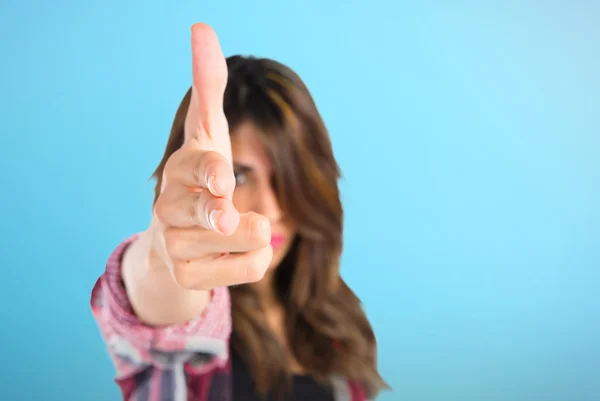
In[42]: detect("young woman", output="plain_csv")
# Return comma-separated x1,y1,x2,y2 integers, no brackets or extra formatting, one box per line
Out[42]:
91,23,387,401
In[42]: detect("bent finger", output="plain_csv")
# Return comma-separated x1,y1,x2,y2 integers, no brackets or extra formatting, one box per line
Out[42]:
154,183,239,234
163,212,271,260
166,148,235,199
171,245,273,290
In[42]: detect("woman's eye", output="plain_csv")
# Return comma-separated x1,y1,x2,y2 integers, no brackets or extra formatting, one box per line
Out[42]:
234,171,248,185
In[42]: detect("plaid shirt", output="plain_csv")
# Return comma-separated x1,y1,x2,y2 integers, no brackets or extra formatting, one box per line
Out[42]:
91,236,369,401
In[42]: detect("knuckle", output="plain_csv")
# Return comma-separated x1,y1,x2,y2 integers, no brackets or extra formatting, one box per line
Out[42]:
244,252,270,283
244,264,264,283
163,149,186,180
247,214,270,247
153,198,169,225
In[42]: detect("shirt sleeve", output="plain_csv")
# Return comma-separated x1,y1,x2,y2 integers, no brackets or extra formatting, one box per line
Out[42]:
90,235,232,381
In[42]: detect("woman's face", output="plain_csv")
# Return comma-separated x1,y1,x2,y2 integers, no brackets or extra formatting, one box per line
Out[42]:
231,121,296,269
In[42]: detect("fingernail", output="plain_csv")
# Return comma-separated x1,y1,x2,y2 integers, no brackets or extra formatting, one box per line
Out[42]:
208,209,223,232
206,174,221,196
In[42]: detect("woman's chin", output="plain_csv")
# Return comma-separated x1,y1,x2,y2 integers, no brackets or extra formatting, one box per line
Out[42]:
268,250,285,270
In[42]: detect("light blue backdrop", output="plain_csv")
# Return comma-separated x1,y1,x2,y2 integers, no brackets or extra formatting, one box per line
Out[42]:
1,1,598,400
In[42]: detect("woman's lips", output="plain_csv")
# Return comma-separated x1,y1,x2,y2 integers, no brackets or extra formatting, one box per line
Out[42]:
270,234,286,248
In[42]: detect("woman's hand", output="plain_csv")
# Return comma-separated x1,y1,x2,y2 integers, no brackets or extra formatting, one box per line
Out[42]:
122,24,272,327
148,23,273,291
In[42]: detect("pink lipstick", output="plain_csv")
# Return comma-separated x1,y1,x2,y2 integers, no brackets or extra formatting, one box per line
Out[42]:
270,234,286,248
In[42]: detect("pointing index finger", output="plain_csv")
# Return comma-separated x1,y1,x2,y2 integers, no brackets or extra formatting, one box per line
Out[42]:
185,23,228,143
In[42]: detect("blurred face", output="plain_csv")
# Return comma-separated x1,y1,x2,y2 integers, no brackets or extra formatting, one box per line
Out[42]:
231,121,297,269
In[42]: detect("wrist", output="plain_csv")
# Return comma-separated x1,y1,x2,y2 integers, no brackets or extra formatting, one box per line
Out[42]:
122,230,211,326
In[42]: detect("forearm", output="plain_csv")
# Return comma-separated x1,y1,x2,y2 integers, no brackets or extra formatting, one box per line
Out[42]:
121,230,211,326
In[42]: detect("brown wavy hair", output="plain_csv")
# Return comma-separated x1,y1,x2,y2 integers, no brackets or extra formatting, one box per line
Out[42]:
152,55,387,399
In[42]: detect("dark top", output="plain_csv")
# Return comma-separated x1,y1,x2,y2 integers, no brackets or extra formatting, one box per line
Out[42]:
231,350,335,401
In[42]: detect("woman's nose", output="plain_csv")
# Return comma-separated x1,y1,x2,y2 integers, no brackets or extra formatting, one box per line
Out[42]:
254,186,282,223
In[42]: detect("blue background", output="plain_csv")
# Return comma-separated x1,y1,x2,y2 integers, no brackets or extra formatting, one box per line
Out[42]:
1,1,598,400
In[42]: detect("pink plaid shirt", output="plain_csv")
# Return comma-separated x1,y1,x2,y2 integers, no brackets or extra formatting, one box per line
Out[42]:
91,236,369,401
